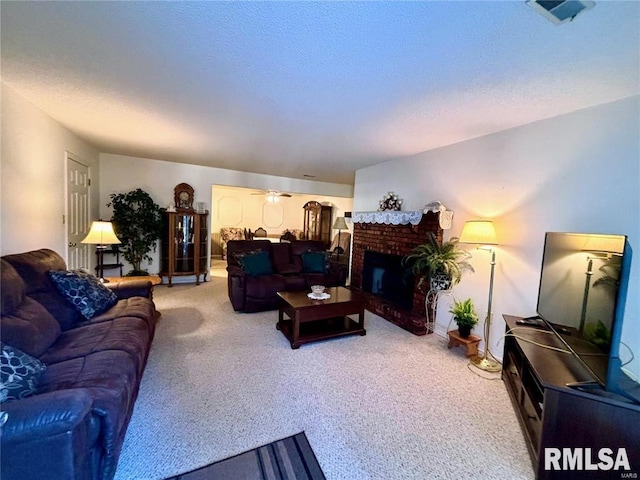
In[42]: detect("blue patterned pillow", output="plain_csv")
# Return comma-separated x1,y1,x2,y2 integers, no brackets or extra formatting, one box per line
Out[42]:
49,269,118,319
0,343,47,403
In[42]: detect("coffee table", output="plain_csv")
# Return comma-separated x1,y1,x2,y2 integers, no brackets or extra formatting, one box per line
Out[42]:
277,286,366,349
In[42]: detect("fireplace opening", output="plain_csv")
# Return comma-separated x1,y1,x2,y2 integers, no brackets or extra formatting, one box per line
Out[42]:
362,250,415,310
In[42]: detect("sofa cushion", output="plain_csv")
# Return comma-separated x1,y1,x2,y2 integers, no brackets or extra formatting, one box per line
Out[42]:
301,251,328,273
90,297,156,333
0,260,26,316
283,275,306,291
245,275,287,298
3,249,84,330
49,270,118,320
0,343,47,402
1,296,62,358
40,317,151,375
271,243,301,275
1,259,62,357
237,251,273,276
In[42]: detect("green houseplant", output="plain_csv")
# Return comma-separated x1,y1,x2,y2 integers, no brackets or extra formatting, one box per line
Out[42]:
108,188,162,276
402,232,474,291
449,298,478,337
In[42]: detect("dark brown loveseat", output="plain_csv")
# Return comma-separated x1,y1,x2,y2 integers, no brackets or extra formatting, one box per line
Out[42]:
0,249,157,480
226,240,348,313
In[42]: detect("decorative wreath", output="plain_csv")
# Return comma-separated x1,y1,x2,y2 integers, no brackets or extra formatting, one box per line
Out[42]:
378,192,403,211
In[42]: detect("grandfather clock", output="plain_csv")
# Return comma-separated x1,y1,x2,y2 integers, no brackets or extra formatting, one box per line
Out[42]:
302,201,332,248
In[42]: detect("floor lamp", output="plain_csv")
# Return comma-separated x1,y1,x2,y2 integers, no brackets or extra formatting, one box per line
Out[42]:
331,217,348,262
82,221,121,282
459,220,501,373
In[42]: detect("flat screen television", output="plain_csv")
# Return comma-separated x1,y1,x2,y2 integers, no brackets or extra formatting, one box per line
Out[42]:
536,232,638,403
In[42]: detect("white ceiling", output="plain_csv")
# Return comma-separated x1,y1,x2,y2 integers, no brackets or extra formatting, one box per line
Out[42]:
2,1,638,185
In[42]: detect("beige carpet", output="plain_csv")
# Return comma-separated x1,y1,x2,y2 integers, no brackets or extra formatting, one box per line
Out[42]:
114,262,533,479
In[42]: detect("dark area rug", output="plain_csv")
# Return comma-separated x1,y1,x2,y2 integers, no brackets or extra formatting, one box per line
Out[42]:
165,432,326,480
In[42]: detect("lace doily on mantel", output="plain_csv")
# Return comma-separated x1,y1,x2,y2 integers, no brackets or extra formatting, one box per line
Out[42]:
352,201,453,229
351,211,423,226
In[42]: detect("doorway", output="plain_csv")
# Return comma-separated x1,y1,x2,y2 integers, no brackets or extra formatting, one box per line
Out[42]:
66,153,90,269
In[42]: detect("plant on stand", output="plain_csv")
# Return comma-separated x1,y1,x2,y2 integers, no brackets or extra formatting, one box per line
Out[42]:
449,298,478,337
402,232,474,292
108,188,162,276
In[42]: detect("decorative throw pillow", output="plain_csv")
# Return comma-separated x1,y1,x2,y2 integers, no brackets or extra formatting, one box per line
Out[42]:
48,269,118,320
232,249,263,267
0,343,47,403
238,251,273,277
301,251,328,273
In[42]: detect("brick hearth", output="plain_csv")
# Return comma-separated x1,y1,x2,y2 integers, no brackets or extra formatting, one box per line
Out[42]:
351,211,443,335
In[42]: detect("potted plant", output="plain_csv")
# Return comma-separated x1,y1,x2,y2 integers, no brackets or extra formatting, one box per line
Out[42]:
449,298,478,337
108,188,162,276
402,232,474,291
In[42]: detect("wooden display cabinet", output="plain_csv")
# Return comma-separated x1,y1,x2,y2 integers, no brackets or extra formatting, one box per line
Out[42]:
303,201,332,248
160,210,208,286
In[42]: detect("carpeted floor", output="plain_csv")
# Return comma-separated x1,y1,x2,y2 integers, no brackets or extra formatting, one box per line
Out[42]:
165,432,325,480
114,261,533,480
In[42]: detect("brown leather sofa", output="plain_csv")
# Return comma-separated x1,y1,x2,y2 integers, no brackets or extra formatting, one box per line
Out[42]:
226,239,348,313
0,249,157,480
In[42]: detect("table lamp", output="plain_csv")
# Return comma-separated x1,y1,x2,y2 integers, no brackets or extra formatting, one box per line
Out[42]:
82,221,121,282
459,220,501,372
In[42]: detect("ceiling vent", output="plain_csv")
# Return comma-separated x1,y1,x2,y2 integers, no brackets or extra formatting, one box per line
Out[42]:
526,0,595,25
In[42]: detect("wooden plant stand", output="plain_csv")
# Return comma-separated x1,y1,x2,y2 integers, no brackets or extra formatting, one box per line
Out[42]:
447,330,481,358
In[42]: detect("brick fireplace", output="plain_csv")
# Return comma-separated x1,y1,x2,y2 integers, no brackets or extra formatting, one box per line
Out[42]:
350,211,443,335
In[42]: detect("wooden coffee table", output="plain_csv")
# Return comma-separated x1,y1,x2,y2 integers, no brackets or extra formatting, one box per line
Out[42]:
277,287,366,349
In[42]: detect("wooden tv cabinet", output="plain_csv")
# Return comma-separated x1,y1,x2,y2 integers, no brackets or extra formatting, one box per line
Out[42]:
502,315,640,479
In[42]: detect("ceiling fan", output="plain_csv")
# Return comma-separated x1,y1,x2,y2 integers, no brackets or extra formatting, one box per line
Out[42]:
251,190,292,199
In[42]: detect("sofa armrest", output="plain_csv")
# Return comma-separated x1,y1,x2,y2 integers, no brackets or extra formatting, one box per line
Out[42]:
1,389,97,480
226,266,246,311
328,261,348,286
1,389,93,442
106,279,153,300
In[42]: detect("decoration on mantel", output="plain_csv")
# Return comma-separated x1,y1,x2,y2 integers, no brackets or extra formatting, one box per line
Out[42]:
424,201,454,230
352,210,423,225
378,192,403,211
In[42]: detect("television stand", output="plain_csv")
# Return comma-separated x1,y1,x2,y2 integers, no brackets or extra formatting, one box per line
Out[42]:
502,315,640,478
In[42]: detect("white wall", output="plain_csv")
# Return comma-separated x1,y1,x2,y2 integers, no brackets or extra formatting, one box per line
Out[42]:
354,96,640,380
1,84,100,258
99,154,354,273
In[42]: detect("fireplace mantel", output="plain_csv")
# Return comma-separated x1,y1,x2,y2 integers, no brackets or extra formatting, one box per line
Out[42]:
352,211,423,225
352,202,453,229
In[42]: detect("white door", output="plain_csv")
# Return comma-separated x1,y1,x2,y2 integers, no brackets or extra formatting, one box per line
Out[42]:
66,154,90,269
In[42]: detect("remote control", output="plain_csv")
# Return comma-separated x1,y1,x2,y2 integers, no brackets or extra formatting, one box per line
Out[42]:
516,318,543,327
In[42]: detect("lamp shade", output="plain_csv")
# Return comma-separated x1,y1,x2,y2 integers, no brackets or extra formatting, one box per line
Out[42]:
459,220,498,246
81,221,121,245
332,217,348,230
